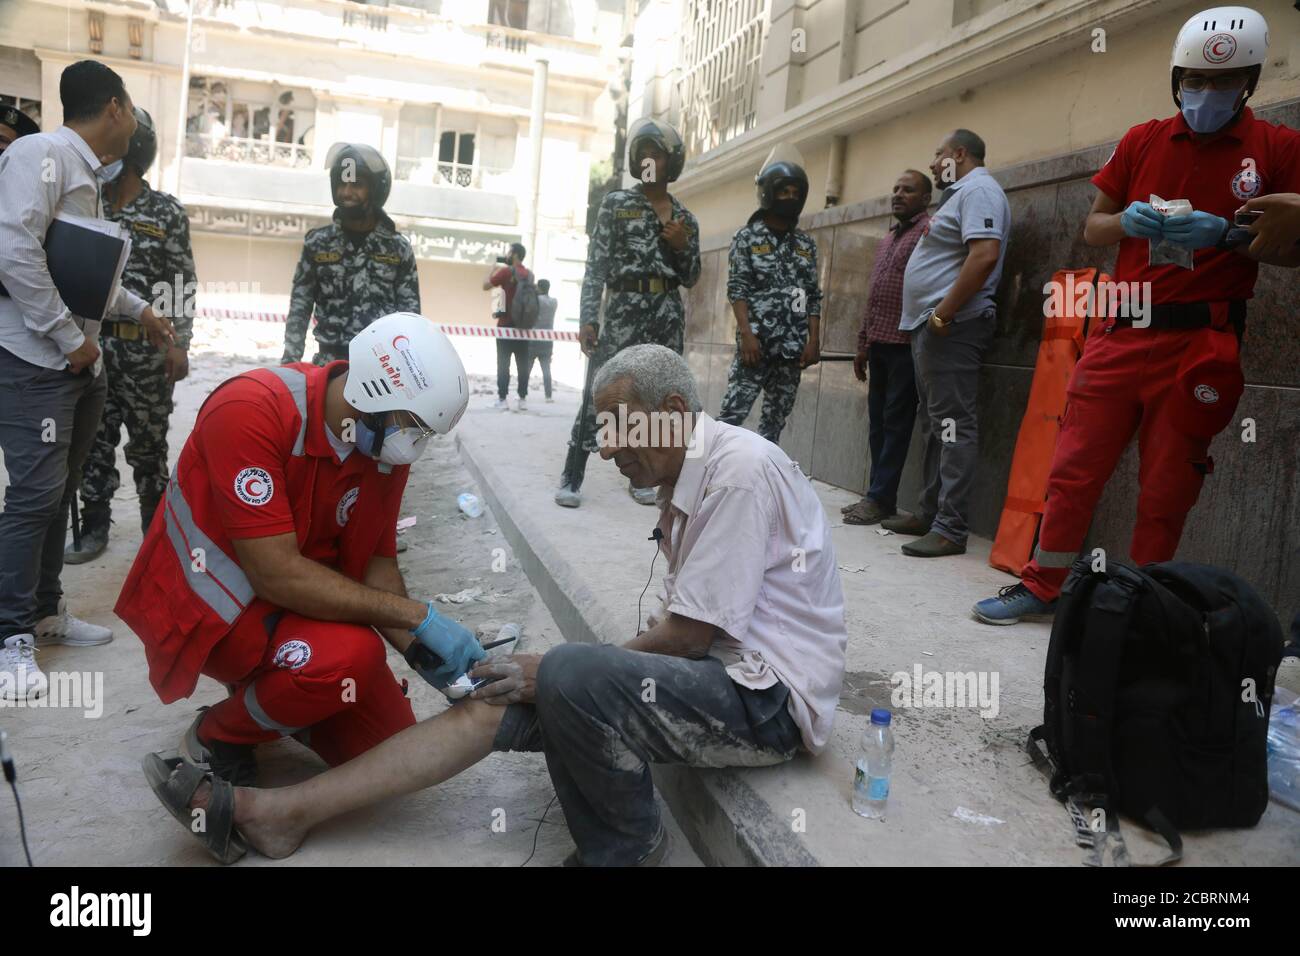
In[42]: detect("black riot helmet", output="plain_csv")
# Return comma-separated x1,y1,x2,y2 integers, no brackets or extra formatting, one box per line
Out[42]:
627,117,685,184
326,142,392,217
0,104,39,144
124,106,157,176
755,160,809,222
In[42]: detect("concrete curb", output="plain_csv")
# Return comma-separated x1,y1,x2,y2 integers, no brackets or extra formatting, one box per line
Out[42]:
456,431,820,867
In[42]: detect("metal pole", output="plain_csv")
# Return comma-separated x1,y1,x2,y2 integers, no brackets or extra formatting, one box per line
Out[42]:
525,57,548,257
173,0,197,196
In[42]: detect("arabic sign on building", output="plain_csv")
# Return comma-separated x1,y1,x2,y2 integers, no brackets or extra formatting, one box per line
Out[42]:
187,205,517,265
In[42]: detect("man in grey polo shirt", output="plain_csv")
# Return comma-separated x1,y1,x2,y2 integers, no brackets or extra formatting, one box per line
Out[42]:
881,129,1010,557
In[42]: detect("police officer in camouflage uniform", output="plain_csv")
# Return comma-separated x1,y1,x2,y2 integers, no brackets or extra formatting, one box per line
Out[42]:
281,143,420,365
554,118,700,509
0,103,40,155
67,107,196,564
717,159,821,444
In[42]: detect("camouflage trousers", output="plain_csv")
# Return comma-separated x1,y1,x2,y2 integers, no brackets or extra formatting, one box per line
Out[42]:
567,292,685,455
313,340,350,366
80,335,175,514
718,352,803,444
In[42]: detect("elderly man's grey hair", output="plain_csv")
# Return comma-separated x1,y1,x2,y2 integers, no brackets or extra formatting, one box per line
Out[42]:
593,343,703,413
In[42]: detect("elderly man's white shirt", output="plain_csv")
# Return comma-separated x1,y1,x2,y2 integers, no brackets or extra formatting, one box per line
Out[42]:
652,413,847,753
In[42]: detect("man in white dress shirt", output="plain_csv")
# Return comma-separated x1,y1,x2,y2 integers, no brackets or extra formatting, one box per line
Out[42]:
0,60,173,701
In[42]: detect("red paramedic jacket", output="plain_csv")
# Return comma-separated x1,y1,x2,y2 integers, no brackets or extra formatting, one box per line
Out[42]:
115,362,407,704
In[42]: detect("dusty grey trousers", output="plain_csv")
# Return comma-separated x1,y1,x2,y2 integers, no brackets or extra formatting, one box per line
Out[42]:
0,347,107,637
494,643,802,866
910,315,995,546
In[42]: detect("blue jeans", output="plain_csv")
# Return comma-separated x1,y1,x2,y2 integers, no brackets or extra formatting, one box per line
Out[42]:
865,342,918,513
493,644,802,866
496,339,529,400
522,342,552,399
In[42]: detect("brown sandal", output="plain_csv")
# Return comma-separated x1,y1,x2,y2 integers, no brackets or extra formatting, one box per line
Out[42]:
142,752,248,864
843,500,892,525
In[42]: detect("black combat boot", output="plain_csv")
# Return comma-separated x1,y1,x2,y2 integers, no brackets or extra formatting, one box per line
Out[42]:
64,499,112,565
555,444,588,508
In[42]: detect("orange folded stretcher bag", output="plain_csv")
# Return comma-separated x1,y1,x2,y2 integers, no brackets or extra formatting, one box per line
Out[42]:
989,268,1107,575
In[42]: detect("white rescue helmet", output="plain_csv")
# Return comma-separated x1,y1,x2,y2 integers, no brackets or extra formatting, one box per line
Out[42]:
1170,6,1269,105
344,312,469,435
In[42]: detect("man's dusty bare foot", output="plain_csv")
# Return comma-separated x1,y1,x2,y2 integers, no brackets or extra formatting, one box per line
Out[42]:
231,786,311,860
187,778,309,860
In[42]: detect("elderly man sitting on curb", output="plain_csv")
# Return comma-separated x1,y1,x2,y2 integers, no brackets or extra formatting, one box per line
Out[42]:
153,343,848,867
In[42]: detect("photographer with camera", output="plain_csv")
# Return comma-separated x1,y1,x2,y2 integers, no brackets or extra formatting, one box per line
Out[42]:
482,242,535,411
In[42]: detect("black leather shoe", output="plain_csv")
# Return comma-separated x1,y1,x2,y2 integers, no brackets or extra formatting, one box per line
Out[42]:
880,513,931,536
901,530,967,557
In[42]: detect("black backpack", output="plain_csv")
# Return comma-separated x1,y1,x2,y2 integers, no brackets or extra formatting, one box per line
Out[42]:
1030,558,1282,862
508,268,540,329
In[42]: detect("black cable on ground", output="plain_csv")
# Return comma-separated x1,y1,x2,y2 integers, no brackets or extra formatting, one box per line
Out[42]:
2,734,33,866
520,793,559,867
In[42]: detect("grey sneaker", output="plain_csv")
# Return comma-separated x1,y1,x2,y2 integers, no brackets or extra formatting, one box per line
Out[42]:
554,485,581,508
35,599,113,647
1,635,46,702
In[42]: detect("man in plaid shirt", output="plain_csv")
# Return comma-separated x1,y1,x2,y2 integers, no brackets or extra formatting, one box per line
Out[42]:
842,170,932,526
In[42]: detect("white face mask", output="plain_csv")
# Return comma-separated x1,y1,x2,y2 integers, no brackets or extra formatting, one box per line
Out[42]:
377,427,430,466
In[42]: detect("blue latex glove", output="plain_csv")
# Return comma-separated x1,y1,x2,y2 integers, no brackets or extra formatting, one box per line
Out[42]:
1162,211,1229,250
1120,201,1165,240
405,602,486,688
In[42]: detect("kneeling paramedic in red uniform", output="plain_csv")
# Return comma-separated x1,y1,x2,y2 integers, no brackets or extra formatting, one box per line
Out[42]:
118,312,483,806
974,5,1300,625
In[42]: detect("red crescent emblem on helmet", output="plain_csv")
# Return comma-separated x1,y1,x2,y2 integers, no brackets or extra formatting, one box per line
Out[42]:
393,335,411,350
1203,33,1237,64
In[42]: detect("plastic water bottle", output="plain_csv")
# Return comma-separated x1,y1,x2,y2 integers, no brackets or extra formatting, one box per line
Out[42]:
852,708,894,820
457,493,483,518
1267,691,1300,812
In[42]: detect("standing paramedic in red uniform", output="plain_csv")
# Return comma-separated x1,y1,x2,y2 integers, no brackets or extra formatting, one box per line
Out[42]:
116,313,483,858
974,5,1300,625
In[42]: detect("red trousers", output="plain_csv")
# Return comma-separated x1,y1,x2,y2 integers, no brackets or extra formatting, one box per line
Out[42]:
1021,326,1217,603
198,610,416,767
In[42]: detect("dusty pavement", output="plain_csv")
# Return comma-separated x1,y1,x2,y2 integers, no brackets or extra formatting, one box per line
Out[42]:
0,321,699,867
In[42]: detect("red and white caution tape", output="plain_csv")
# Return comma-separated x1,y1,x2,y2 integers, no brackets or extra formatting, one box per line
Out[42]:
197,308,289,323
434,324,578,342
195,308,579,341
